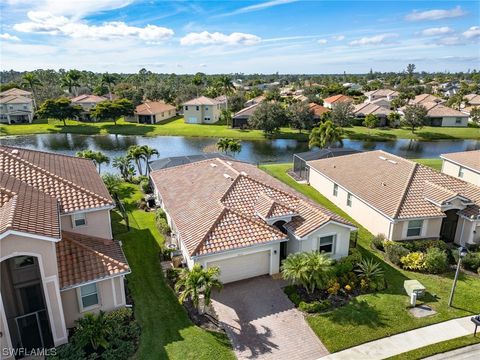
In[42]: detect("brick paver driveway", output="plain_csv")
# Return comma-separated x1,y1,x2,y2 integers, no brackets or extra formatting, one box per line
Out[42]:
212,276,329,360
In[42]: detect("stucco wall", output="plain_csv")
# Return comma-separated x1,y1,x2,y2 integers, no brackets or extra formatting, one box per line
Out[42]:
184,104,221,124
442,160,480,186
308,167,394,238
455,218,480,245
391,217,443,241
60,209,112,239
153,109,176,123
441,116,469,127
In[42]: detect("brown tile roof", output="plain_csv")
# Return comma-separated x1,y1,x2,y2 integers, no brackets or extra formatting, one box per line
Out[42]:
0,88,32,97
425,103,468,117
183,96,219,106
323,94,352,104
411,94,444,105
308,150,480,220
465,94,480,105
56,231,130,289
0,146,113,213
440,150,480,173
151,158,354,256
365,89,398,98
234,103,260,118
354,103,392,117
308,103,330,117
0,95,33,104
71,94,108,103
135,101,176,115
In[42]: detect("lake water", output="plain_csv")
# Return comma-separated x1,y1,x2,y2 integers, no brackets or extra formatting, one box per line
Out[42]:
1,134,479,173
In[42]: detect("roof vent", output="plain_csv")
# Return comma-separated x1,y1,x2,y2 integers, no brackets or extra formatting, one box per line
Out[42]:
226,161,233,165
11,149,19,154
240,171,247,176
210,163,217,168
379,156,387,160
223,173,232,180
382,182,387,186
387,160,397,164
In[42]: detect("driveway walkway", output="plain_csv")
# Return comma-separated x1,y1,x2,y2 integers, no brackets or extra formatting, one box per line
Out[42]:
212,276,328,360
319,316,476,360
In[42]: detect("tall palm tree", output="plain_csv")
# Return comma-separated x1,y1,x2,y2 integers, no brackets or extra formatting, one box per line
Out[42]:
21,72,42,109
217,75,234,111
216,138,231,154
139,145,159,175
127,145,145,176
309,120,343,149
61,70,82,96
101,73,117,100
113,155,135,181
192,73,204,97
202,266,223,307
76,150,110,174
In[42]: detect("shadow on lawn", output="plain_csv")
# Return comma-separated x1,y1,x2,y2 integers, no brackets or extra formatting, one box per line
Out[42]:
343,129,397,141
416,131,457,140
323,298,387,328
102,123,155,135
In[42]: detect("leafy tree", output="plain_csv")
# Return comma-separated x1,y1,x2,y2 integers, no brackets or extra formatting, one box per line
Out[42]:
76,150,110,173
113,156,135,182
406,63,416,78
287,101,315,132
248,102,287,136
309,120,343,149
22,72,42,109
446,93,466,110
402,104,428,133
330,101,354,127
220,109,233,126
387,112,401,127
363,114,378,128
102,173,123,195
470,107,480,126
90,98,134,124
61,70,82,96
36,97,82,126
227,92,246,113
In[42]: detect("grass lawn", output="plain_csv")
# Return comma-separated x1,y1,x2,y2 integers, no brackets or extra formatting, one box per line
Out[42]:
111,184,234,360
413,158,443,170
386,335,480,360
260,163,480,353
1,118,479,141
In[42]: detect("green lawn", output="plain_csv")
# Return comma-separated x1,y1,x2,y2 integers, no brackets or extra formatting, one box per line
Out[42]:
112,184,234,360
260,163,480,353
1,117,479,141
413,158,443,170
386,335,480,360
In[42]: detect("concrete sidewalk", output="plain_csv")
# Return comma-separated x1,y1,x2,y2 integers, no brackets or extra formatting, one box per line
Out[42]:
320,316,476,360
425,343,480,359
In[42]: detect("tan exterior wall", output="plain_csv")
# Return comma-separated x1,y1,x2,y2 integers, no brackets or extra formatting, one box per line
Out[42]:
183,104,221,124
391,218,443,241
308,167,394,238
441,160,480,186
60,276,126,328
441,116,469,127
60,209,112,239
153,109,176,123
454,218,480,245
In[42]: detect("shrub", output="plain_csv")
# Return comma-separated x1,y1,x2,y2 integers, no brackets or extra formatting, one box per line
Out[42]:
327,281,341,296
385,244,410,266
371,234,386,251
401,252,426,271
284,285,301,305
338,248,362,266
355,258,385,291
137,199,148,210
156,217,171,236
155,208,167,222
140,179,151,194
423,247,448,274
462,252,480,272
299,300,331,313
333,261,353,277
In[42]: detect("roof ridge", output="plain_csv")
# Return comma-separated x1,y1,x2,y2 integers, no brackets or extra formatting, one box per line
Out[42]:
215,158,240,175
191,207,229,256
393,162,419,218
0,145,93,163
0,149,113,207
152,157,226,174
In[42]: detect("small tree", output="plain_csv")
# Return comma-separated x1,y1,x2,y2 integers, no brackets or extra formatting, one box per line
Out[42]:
102,173,122,195
248,102,287,136
90,98,134,124
363,114,378,128
287,101,315,132
309,120,343,149
36,97,82,126
402,104,428,133
76,150,110,173
113,156,135,182
470,107,480,126
387,112,401,127
127,145,145,176
330,101,354,127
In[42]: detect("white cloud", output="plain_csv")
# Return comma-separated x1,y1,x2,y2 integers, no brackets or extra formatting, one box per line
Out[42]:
406,6,466,21
436,36,465,46
462,26,480,39
180,31,261,46
13,11,174,41
317,39,328,44
0,33,20,41
332,35,345,41
218,0,297,17
199,63,207,68
419,27,453,36
349,33,398,46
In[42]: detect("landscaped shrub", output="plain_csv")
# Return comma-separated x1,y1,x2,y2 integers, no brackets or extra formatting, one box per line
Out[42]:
155,208,167,222
371,234,386,251
140,178,151,194
337,248,362,266
385,244,410,266
462,252,480,272
400,252,426,271
355,258,385,291
299,300,331,313
334,261,354,277
156,217,171,236
423,247,448,274
284,285,301,306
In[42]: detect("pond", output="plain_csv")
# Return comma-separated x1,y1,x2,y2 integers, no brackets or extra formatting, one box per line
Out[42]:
1,134,479,173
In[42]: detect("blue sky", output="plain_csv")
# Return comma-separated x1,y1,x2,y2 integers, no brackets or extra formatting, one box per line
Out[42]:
0,0,479,73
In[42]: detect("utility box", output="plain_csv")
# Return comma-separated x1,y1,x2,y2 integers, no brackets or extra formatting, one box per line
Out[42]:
404,280,426,298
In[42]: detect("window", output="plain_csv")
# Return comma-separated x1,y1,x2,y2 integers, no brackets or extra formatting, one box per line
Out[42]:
333,184,338,197
347,193,352,207
407,220,423,237
161,112,164,117
13,256,35,269
205,107,208,111
204,117,210,121
455,117,462,124
185,106,188,111
72,212,87,227
319,235,335,255
79,283,99,310
458,166,465,178
196,106,199,111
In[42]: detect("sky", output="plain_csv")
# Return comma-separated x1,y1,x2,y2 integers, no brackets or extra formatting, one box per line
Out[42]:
0,0,479,74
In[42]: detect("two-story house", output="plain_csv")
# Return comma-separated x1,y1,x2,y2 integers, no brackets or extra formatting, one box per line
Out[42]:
182,96,225,124
71,94,108,121
0,88,34,124
364,89,399,107
0,146,130,358
441,150,480,186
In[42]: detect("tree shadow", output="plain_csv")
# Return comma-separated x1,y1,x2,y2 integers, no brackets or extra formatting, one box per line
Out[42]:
48,124,102,135
343,129,397,141
416,131,457,140
102,123,155,135
322,298,387,328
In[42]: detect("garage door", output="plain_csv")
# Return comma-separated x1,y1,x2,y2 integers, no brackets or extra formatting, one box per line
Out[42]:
187,116,197,123
207,251,270,284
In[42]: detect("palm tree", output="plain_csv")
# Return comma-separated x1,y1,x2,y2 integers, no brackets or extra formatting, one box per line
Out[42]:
228,139,242,158
101,173,122,195
75,312,110,351
21,72,42,109
139,145,159,175
101,73,117,100
217,75,234,111
127,145,145,176
216,138,231,154
113,155,135,181
201,266,223,307
76,150,110,174
309,120,343,149
61,70,82,96
192,73,204,97
282,252,332,294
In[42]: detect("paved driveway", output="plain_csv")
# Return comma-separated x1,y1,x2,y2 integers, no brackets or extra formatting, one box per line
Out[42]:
211,276,329,360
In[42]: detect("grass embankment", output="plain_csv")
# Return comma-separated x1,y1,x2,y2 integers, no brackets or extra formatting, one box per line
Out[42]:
260,163,480,353
1,117,479,141
112,184,234,360
386,335,480,360
413,158,443,170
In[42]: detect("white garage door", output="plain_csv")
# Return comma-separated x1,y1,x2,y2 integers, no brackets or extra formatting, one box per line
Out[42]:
187,116,198,123
207,251,270,284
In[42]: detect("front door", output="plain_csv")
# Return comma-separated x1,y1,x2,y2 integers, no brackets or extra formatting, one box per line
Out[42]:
440,209,459,242
280,242,288,263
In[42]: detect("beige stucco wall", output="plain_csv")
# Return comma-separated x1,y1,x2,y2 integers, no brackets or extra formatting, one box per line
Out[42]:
0,234,68,352
441,116,469,127
183,104,221,124
454,218,480,245
153,109,176,122
442,160,480,186
391,217,443,241
60,209,112,239
60,276,126,328
308,167,394,238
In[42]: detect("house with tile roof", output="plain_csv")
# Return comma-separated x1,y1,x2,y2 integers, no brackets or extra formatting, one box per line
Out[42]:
441,150,480,186
232,102,260,128
0,88,34,124
462,93,480,116
71,94,108,121
307,150,480,246
323,94,353,109
364,89,399,105
182,96,226,124
308,102,330,119
0,146,130,356
150,157,356,284
130,101,176,124
353,103,396,127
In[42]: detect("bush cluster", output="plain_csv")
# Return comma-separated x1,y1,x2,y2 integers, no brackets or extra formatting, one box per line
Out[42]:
371,234,386,251
423,247,449,274
299,300,331,313
400,252,426,271
385,243,409,266
462,252,480,273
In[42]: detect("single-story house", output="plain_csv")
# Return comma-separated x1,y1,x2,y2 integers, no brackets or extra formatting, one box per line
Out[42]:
307,150,480,245
245,95,265,107
71,94,108,121
232,103,260,128
150,157,356,284
130,101,176,124
0,146,130,358
441,150,480,186
323,95,353,109
364,89,398,103
410,94,445,105
293,148,361,181
462,94,480,116
353,103,395,126
401,99,469,127
183,96,224,124
149,153,233,172
308,102,330,119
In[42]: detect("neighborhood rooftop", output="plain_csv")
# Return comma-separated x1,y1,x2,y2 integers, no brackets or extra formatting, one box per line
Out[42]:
135,101,176,115
441,150,480,173
183,96,221,106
